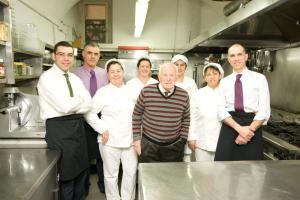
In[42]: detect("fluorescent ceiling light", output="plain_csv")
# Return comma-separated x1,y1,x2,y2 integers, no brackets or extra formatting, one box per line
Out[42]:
134,0,150,38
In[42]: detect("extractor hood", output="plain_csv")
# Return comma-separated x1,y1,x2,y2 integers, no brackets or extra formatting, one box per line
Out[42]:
185,0,300,53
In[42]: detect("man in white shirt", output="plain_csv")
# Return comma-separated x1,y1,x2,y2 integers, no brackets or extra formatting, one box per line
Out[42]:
38,41,92,200
215,43,270,161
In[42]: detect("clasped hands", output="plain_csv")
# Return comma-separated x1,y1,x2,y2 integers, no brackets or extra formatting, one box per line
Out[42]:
235,126,255,145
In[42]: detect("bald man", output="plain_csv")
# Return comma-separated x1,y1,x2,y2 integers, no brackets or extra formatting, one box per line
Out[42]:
215,44,270,161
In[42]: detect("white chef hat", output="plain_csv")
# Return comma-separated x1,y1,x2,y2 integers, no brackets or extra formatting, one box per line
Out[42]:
202,62,224,78
171,54,188,66
104,58,125,71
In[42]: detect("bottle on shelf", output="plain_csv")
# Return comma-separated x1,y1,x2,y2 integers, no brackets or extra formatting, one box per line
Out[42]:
0,58,5,79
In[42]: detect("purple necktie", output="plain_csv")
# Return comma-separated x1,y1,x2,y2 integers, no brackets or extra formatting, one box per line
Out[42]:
234,74,244,112
90,70,97,97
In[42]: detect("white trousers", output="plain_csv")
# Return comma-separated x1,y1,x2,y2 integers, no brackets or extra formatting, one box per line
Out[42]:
99,144,137,200
195,148,215,161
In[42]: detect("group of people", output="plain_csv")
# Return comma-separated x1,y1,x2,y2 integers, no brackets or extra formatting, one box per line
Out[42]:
37,41,270,200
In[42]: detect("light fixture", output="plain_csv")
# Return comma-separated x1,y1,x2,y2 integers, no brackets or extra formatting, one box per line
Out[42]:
134,0,150,38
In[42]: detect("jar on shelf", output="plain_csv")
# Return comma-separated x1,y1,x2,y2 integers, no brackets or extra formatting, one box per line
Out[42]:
0,58,5,79
0,22,8,41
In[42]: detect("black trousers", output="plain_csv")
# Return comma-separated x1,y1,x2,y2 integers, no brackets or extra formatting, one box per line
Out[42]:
60,169,88,200
214,112,263,161
84,122,104,191
139,135,186,163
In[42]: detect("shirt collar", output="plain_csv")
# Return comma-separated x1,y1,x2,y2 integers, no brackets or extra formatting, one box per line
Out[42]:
232,67,249,77
83,65,97,73
53,64,69,75
158,83,175,94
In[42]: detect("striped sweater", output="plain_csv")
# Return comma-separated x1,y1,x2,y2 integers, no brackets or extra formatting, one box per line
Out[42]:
132,83,190,143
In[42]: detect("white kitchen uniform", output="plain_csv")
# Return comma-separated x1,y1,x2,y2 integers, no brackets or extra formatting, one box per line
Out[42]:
175,76,198,97
175,76,198,160
85,83,137,200
126,77,158,100
188,86,222,161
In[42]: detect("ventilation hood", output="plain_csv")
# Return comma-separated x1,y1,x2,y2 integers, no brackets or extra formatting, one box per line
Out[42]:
185,0,300,53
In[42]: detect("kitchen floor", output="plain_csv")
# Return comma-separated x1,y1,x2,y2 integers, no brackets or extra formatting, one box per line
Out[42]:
85,174,106,200
85,173,139,200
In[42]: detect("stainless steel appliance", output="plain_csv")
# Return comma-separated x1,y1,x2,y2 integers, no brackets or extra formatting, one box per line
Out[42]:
0,87,45,139
262,109,300,160
263,121,300,160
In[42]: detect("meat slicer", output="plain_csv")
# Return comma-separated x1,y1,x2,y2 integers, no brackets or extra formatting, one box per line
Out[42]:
0,87,45,138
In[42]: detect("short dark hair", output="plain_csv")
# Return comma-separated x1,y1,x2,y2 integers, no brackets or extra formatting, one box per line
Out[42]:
137,57,152,68
54,41,73,54
84,41,100,49
106,60,124,72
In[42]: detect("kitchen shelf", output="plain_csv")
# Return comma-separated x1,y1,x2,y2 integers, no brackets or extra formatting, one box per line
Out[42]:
42,63,52,67
0,78,7,83
0,40,6,46
0,0,9,7
14,75,40,81
13,48,42,58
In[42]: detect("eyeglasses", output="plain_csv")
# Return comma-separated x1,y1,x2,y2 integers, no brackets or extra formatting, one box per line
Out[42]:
55,52,74,58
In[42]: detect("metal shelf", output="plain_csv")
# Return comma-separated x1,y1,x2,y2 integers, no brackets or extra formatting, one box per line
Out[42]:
0,40,6,46
13,48,42,58
0,78,7,83
0,0,9,7
14,75,40,81
42,63,52,67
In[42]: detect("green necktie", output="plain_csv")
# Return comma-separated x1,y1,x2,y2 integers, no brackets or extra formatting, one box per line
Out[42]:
63,73,74,97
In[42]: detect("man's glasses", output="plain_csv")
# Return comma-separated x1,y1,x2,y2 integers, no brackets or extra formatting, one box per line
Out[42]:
55,52,74,58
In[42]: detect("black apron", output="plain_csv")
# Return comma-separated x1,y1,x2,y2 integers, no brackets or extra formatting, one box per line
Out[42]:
214,111,263,161
46,114,89,181
84,121,101,160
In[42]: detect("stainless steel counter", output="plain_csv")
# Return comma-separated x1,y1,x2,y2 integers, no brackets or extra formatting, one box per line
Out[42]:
0,149,60,200
139,161,300,200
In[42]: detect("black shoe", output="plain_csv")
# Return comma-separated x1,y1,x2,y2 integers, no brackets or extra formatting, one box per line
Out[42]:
98,182,105,193
85,187,90,196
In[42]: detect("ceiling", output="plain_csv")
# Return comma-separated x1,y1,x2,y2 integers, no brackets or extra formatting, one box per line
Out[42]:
22,0,80,21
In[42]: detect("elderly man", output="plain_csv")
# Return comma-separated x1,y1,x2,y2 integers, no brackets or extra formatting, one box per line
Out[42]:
215,43,270,161
74,42,108,195
132,62,190,162
38,41,91,200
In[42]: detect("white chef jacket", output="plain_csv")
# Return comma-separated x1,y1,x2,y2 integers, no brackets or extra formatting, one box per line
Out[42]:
126,77,158,99
85,83,136,148
37,64,92,120
175,76,198,96
218,67,270,124
188,86,222,151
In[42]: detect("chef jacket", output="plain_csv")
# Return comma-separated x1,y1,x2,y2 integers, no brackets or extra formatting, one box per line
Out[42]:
189,86,222,151
126,77,158,100
85,83,136,148
175,76,198,96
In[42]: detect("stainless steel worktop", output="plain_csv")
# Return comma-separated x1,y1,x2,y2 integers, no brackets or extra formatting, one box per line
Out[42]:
139,161,300,200
0,149,60,200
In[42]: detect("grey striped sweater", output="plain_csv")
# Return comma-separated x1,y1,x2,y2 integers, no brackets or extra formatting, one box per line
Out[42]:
132,83,190,143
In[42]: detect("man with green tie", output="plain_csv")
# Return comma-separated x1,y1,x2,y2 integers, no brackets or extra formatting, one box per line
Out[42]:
37,41,92,200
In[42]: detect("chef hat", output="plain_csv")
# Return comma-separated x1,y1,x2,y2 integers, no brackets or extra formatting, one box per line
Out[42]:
104,58,125,72
202,62,224,78
171,54,188,66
